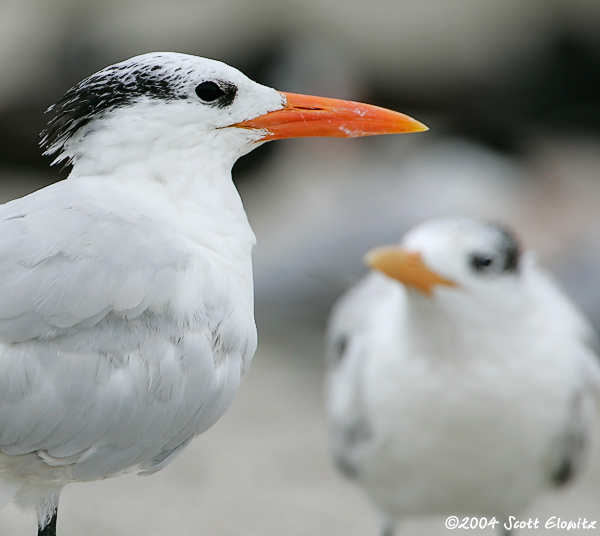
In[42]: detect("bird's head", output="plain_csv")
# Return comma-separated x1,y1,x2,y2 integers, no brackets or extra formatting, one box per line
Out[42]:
40,52,427,172
364,218,523,303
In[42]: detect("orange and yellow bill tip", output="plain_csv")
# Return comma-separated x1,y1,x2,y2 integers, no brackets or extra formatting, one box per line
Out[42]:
234,91,428,141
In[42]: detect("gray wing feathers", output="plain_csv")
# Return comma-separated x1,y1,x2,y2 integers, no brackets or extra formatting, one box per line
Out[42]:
0,331,242,480
0,182,246,480
528,265,600,487
0,187,185,341
327,333,371,479
325,275,388,478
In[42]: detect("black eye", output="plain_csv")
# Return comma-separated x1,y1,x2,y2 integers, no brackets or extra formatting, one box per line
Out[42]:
470,253,495,273
195,81,225,102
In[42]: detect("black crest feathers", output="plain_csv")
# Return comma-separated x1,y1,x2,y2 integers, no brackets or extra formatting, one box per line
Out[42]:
40,59,187,155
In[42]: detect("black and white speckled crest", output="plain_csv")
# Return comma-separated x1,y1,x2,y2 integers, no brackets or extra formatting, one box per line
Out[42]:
40,53,237,156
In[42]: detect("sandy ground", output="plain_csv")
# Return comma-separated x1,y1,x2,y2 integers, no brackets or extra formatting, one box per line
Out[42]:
1,314,600,536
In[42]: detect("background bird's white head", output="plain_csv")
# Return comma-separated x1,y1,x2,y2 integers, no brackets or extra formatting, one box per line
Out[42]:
405,218,521,284
365,218,523,301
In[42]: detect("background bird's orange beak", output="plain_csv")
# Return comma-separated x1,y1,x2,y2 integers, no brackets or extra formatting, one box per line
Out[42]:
364,246,456,296
234,92,428,140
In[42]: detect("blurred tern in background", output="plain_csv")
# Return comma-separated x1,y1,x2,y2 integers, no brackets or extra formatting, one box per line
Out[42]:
325,217,599,536
0,51,427,536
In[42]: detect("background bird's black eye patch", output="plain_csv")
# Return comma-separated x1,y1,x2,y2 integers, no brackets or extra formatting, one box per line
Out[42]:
470,253,496,273
468,223,521,276
194,81,237,107
492,223,521,273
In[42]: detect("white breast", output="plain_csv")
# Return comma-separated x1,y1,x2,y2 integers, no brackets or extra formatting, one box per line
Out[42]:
0,160,257,487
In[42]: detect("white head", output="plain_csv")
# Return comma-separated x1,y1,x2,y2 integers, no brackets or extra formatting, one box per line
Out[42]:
40,52,427,175
365,218,524,309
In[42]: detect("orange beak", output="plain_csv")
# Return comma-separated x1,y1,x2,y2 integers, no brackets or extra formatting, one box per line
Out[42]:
233,92,428,140
364,246,456,296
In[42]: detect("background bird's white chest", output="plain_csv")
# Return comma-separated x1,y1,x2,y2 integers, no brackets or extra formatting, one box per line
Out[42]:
357,294,582,518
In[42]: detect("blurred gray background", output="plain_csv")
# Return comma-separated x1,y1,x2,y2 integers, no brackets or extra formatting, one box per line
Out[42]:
0,1,599,534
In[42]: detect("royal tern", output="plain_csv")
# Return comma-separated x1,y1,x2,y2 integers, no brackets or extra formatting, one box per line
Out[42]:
325,218,599,535
0,52,427,536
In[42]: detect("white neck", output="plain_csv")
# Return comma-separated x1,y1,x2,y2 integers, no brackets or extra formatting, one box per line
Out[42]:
66,109,257,234
403,287,527,362
66,133,257,332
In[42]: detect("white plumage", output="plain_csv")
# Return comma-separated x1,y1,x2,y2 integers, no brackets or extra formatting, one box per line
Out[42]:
0,52,426,534
325,217,599,535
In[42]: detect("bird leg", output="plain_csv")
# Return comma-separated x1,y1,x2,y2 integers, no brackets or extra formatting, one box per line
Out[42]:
37,507,58,536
